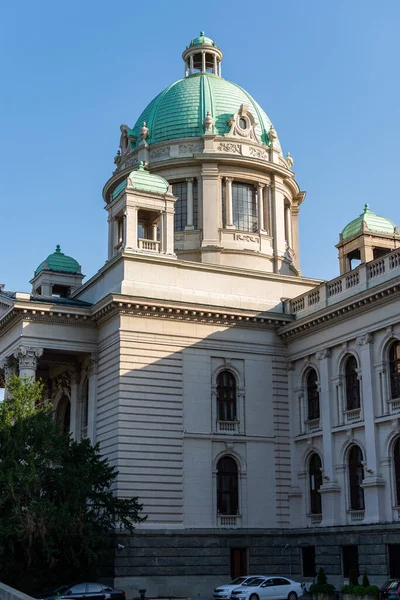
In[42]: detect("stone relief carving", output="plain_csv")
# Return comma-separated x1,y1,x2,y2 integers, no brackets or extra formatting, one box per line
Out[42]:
226,103,259,142
356,333,373,346
150,147,170,160
217,142,242,154
285,152,294,169
316,348,331,360
234,233,258,243
248,146,269,161
174,234,185,242
179,143,202,154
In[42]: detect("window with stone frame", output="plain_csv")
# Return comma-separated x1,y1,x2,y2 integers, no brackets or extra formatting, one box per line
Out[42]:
222,181,258,232
217,455,239,515
348,445,365,511
345,355,361,411
389,341,400,400
394,438,400,506
216,370,237,422
309,453,322,515
306,368,320,420
172,181,198,231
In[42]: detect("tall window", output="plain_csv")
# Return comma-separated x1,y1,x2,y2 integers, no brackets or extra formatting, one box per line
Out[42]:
345,355,360,410
348,445,364,510
217,456,239,515
56,394,71,434
81,378,89,439
217,371,237,422
394,438,400,505
306,369,320,420
172,181,198,231
222,182,258,232
342,545,359,577
389,341,400,400
309,453,322,515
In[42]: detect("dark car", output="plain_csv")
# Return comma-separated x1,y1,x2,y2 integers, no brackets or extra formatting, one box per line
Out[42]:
380,580,400,600
40,583,126,600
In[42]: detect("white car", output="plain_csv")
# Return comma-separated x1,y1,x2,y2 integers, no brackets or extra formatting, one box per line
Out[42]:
231,576,303,600
214,576,269,600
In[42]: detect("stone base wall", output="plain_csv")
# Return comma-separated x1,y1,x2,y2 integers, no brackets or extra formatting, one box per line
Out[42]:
113,525,400,597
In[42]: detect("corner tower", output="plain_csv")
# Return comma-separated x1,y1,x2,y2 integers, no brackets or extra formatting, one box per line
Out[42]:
104,32,306,275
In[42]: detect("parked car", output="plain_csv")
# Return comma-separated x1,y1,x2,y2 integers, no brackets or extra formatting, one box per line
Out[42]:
231,576,303,600
39,583,126,600
380,580,400,600
214,576,269,600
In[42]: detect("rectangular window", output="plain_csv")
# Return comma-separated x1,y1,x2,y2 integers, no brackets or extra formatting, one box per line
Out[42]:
342,545,359,577
389,544,400,578
230,548,247,580
232,182,258,232
302,546,316,577
172,181,198,232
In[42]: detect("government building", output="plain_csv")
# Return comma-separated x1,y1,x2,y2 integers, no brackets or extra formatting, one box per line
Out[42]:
1,32,400,596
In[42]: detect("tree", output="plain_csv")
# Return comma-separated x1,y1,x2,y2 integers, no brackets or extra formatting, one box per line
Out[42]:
0,376,146,594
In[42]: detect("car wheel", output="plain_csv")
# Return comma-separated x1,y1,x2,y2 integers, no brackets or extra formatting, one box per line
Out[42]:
249,595,259,600
288,593,298,600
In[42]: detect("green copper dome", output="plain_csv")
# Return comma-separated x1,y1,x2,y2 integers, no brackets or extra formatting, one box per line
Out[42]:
35,245,81,277
342,204,397,240
190,31,216,47
130,73,277,148
129,162,169,194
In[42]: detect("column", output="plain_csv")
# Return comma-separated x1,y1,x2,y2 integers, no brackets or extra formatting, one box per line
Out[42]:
218,61,222,77
201,51,206,73
285,205,292,247
185,178,194,230
14,346,43,379
225,177,234,229
213,54,218,74
257,184,265,231
152,222,158,241
356,333,386,522
87,353,98,443
0,358,17,397
69,369,78,439
190,55,194,74
200,163,220,249
125,207,138,250
272,177,287,272
107,217,113,259
185,61,188,78
316,348,341,526
113,218,119,253
291,205,301,271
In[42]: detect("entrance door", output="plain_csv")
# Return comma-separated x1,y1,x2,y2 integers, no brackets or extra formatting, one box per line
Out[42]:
230,548,248,579
389,544,400,578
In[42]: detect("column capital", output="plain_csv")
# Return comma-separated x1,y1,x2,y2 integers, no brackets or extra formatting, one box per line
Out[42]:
225,176,234,183
88,352,98,376
186,177,194,183
257,182,265,189
13,346,43,370
356,333,374,346
316,348,331,360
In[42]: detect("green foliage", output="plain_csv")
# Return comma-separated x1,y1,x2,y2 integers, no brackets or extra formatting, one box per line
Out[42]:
363,586,380,598
310,568,335,596
0,376,147,594
349,570,359,587
362,573,370,588
341,583,380,598
342,585,353,594
353,586,366,597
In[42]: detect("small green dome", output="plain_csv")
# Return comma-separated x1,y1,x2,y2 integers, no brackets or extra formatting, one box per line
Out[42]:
130,73,277,148
190,31,216,47
35,245,81,277
129,161,169,194
342,204,397,240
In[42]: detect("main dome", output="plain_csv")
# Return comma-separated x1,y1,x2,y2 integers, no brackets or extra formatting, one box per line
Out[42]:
129,74,278,148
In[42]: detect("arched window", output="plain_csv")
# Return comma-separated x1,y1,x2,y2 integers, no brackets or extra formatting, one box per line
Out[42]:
217,456,239,515
309,453,322,515
216,371,237,422
389,341,400,400
348,445,365,510
345,356,360,411
56,394,71,434
306,369,320,420
81,378,89,439
394,439,400,506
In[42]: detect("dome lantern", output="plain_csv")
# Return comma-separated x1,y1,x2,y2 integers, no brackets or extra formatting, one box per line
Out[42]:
182,31,223,77
30,245,84,298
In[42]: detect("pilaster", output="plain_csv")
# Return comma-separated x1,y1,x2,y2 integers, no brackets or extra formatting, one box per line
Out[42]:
87,353,98,444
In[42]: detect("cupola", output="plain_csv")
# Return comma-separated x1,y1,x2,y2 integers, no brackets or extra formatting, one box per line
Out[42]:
337,204,400,273
182,31,223,77
31,245,84,297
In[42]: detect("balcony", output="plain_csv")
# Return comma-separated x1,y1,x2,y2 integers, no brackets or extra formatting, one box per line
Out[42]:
138,238,160,252
345,408,362,423
217,514,242,528
217,419,240,434
348,510,364,523
286,248,400,318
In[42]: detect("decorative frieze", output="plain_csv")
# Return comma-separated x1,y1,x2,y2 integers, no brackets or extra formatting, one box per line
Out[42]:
249,146,269,161
179,142,202,154
234,233,258,243
217,142,241,154
150,146,170,160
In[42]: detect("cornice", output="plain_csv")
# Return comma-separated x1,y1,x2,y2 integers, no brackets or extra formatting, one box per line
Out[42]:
91,294,293,329
278,279,400,341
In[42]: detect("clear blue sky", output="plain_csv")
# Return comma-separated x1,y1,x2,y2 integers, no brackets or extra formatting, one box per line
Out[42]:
1,0,399,290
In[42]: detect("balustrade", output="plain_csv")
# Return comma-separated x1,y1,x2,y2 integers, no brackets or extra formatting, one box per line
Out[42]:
217,514,242,528
138,238,160,252
217,420,240,433
348,510,364,523
345,408,362,423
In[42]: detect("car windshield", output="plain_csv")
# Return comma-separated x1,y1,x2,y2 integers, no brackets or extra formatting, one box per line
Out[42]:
231,578,247,585
386,582,400,590
243,579,264,587
51,587,70,596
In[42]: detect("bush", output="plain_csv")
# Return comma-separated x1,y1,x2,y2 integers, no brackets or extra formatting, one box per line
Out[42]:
342,585,354,594
310,568,335,596
362,573,370,588
353,586,365,597
363,587,380,598
349,570,359,587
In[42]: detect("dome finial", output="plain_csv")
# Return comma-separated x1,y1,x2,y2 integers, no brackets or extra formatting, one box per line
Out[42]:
364,203,370,213
55,244,61,253
200,30,204,36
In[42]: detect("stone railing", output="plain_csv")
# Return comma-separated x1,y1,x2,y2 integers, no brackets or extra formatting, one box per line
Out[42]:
217,514,242,528
138,239,160,252
0,582,35,600
217,420,240,434
286,249,400,318
309,513,322,525
348,509,365,523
